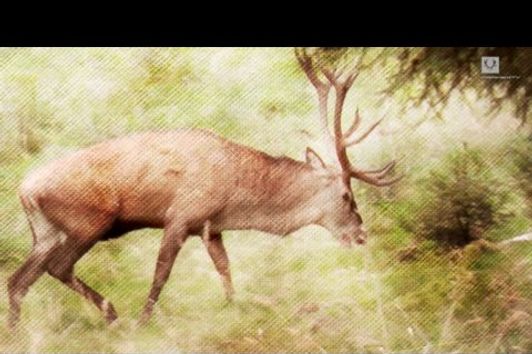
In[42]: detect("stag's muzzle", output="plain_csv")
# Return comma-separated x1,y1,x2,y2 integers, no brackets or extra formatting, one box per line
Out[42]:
355,227,368,245
340,228,367,248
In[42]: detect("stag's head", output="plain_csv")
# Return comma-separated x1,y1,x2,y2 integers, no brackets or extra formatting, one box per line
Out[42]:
296,48,401,247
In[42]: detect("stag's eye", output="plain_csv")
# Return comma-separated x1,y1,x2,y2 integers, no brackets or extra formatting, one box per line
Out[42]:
342,193,350,202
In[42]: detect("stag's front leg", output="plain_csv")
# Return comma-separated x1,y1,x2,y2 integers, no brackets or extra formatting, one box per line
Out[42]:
139,221,188,325
202,223,234,301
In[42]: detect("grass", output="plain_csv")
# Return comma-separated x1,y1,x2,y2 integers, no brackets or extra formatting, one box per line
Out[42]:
0,148,530,353
0,194,530,352
0,47,530,353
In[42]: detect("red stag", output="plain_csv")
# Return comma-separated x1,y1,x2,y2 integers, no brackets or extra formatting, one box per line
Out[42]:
7,48,399,328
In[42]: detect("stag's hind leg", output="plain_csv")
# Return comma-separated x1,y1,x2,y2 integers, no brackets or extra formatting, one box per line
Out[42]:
202,231,234,301
7,208,62,329
46,240,118,324
7,250,56,329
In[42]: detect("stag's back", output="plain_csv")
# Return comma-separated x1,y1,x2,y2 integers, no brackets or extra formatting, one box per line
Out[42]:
19,129,266,239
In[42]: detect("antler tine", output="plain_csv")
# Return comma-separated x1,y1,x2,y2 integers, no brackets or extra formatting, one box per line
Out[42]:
341,60,361,87
342,107,362,140
363,160,396,178
344,71,359,90
322,66,358,93
294,48,329,91
344,117,383,147
349,156,400,186
349,167,403,186
322,68,339,85
342,48,368,90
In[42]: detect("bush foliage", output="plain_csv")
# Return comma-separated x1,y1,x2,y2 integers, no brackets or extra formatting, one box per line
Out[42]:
512,136,532,214
415,146,510,247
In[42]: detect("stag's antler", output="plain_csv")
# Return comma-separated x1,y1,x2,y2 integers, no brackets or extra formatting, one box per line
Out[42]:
295,47,332,136
295,47,401,187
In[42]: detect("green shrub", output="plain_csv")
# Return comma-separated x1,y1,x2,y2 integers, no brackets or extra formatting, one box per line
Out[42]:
415,146,510,247
511,135,532,214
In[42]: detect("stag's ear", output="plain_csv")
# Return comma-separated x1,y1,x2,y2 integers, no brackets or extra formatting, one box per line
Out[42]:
305,147,326,170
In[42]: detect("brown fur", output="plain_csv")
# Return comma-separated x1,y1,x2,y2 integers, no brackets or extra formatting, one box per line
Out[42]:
8,128,364,328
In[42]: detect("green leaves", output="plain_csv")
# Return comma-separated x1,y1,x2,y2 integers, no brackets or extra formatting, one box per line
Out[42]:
415,146,510,247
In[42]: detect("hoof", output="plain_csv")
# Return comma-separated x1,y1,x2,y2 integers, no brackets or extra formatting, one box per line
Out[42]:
102,300,118,325
137,311,152,327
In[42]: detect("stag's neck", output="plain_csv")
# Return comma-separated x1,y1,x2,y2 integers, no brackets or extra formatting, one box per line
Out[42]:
225,155,323,235
266,161,321,212
271,167,324,234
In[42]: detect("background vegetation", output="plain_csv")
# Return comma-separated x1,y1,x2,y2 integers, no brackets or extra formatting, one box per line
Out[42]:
0,48,530,352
